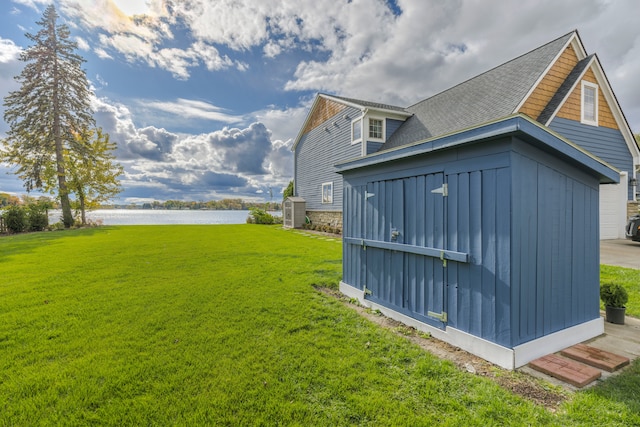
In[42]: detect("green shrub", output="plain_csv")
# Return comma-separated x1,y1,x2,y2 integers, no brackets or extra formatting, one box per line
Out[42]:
27,204,49,231
3,205,28,233
600,282,629,308
247,208,276,224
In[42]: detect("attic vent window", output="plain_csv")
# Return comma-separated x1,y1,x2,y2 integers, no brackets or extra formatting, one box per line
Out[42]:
369,118,383,139
581,81,598,126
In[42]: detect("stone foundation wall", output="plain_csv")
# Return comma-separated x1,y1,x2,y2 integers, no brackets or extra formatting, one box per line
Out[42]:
306,210,342,229
628,201,639,219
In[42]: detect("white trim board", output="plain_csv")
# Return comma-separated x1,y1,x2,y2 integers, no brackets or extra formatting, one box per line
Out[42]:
340,282,604,370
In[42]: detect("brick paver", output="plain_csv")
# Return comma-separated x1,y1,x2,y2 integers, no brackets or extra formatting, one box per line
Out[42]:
529,354,601,387
561,343,630,372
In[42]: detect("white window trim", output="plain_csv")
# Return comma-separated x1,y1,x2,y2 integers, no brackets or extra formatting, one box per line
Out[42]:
367,116,385,142
581,80,599,126
351,117,363,145
321,182,333,204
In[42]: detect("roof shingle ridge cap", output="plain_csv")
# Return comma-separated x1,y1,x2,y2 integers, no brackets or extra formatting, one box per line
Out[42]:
324,93,407,111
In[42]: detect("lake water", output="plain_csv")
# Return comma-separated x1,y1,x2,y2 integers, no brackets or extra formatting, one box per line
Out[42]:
47,209,279,225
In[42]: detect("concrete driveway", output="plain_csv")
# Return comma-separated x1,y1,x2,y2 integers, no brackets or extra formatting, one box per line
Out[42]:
600,239,640,269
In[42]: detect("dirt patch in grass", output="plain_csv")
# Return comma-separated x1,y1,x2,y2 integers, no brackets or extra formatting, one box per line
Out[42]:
317,286,569,412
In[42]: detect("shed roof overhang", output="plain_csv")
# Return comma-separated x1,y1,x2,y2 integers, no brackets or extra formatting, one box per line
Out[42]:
335,114,619,184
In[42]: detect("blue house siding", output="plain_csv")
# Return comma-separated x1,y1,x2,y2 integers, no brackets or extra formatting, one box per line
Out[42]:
386,119,404,140
366,141,383,155
549,117,632,198
294,106,363,211
341,125,605,350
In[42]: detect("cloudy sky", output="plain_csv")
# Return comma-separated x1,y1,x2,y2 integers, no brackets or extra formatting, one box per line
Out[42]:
1,0,639,204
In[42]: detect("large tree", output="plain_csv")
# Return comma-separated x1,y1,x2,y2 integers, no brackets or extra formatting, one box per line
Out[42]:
2,4,94,228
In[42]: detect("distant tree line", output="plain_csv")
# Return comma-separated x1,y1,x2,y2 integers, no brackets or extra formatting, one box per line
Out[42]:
137,199,281,211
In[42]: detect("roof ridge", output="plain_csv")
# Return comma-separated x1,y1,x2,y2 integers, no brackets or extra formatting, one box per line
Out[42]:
407,30,576,109
325,93,407,112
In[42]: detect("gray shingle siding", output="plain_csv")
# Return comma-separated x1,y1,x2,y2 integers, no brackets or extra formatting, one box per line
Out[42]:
549,117,633,198
294,105,363,211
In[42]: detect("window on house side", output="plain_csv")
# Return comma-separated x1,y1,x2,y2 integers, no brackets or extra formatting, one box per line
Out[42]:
352,118,362,143
581,81,598,126
322,182,333,204
369,118,383,139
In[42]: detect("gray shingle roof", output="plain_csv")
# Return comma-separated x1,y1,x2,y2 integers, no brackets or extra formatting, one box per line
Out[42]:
325,94,407,113
381,32,575,151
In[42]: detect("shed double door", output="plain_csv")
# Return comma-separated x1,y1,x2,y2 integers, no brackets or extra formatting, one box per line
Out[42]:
362,172,448,329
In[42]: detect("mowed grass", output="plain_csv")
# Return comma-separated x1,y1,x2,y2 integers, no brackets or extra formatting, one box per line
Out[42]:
601,265,640,317
0,226,638,426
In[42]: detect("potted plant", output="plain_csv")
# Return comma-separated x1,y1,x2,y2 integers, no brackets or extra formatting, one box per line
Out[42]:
600,283,628,324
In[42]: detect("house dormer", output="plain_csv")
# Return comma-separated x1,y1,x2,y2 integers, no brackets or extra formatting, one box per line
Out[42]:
349,108,411,156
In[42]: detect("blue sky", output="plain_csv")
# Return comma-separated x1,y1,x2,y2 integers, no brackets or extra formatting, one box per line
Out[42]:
1,0,639,204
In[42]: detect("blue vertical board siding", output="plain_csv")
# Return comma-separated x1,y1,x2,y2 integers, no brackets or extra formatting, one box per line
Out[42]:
294,106,363,211
549,117,633,198
495,168,511,345
342,134,603,349
446,174,459,328
510,144,601,347
469,171,483,338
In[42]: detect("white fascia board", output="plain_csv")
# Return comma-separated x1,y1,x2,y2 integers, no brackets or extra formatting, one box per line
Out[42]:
513,31,585,114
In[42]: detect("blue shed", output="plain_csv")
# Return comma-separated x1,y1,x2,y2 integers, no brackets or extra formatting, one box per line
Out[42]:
337,114,619,369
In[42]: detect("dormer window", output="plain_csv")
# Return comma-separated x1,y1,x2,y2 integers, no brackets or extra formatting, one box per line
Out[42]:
581,81,598,126
367,117,385,141
369,118,383,139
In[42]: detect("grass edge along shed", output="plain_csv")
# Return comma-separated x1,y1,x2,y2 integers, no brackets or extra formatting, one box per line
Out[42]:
337,114,618,370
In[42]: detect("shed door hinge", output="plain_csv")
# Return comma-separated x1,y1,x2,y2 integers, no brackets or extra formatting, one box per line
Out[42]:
364,286,372,296
427,311,447,323
431,183,448,197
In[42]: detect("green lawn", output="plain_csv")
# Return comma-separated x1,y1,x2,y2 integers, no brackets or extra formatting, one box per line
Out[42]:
601,265,640,317
1,225,638,425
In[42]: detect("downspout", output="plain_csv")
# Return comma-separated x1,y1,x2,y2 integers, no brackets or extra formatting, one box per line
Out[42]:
361,108,369,157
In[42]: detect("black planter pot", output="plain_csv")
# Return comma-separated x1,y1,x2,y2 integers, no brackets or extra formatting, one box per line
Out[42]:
605,306,626,325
